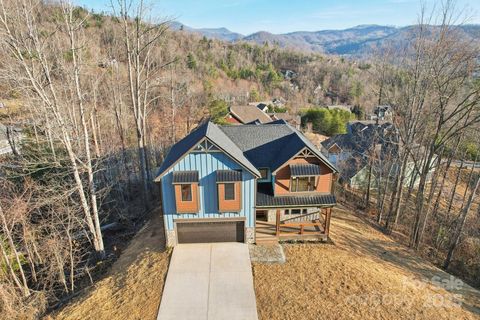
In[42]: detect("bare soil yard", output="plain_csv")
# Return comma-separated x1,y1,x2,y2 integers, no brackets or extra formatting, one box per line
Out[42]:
50,206,480,320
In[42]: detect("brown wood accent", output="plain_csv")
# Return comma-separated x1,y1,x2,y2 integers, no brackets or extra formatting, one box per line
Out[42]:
274,156,333,195
218,181,242,212
256,208,332,243
324,207,332,236
174,183,199,213
275,210,281,236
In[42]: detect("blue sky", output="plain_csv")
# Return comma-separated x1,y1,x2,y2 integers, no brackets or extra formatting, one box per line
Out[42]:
74,0,480,35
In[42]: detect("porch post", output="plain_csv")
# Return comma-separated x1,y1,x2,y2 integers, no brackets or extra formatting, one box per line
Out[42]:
275,209,281,236
324,207,332,236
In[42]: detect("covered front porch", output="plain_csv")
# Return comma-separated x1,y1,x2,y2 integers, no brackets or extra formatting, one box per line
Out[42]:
255,207,332,244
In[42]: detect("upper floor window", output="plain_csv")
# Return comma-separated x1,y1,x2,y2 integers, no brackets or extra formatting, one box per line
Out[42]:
224,183,235,200
172,171,199,213
291,176,316,192
216,170,242,212
181,184,192,201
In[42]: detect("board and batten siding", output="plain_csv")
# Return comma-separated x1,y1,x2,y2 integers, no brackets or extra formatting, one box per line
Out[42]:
161,151,256,230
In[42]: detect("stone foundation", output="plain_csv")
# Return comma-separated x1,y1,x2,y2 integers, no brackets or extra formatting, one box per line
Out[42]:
267,210,277,222
245,227,255,244
165,229,176,247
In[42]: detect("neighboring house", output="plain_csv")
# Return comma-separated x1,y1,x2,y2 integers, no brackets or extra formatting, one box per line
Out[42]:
255,103,269,112
225,105,273,124
339,158,379,191
269,112,301,130
322,121,436,190
369,105,393,121
155,120,339,246
321,121,395,189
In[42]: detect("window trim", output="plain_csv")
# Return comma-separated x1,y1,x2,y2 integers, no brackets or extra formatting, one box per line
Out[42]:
224,183,235,200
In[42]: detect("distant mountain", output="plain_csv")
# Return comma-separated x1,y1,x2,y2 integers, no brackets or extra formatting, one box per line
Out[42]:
169,22,244,42
243,25,399,54
195,27,244,41
170,22,480,57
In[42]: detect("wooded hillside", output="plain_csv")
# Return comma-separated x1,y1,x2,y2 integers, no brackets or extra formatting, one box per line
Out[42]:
0,1,479,319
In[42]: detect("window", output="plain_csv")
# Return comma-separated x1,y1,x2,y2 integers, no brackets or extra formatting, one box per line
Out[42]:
181,184,192,201
258,168,269,181
284,209,308,215
291,176,316,192
224,183,235,200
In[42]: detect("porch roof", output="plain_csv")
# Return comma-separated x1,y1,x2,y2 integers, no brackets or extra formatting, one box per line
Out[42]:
172,171,199,184
290,163,321,176
216,170,242,182
256,183,336,208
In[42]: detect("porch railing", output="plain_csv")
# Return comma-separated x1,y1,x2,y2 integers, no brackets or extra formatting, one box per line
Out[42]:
275,210,327,236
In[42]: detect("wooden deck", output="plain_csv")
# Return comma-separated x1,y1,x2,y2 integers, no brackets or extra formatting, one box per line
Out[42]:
255,213,329,244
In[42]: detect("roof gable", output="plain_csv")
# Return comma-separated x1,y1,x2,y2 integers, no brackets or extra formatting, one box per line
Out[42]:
154,122,260,181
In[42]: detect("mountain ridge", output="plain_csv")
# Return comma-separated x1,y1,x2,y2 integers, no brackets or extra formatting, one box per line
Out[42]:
170,22,480,57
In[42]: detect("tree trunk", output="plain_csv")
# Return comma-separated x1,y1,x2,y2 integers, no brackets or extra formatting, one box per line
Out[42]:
444,175,480,269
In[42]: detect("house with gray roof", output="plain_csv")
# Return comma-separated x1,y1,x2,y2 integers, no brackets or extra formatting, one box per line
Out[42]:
225,104,273,124
155,120,338,246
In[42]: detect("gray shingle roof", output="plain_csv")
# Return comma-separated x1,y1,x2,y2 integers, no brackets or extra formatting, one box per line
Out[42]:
154,122,261,181
220,120,338,173
216,170,242,182
290,164,321,176
256,183,336,207
155,119,338,182
172,171,199,184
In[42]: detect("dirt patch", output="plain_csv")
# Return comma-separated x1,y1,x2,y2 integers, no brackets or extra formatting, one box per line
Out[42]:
48,211,171,320
253,205,480,320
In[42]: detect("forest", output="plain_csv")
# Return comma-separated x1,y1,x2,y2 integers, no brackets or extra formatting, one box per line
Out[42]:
0,0,478,319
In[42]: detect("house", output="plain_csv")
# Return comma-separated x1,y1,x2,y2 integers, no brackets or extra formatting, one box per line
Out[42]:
225,105,272,124
369,105,393,121
338,158,379,190
268,112,301,130
321,121,395,189
155,120,339,246
255,103,269,112
322,121,437,190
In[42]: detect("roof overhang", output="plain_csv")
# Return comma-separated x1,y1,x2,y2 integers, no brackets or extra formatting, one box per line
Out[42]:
154,136,261,182
272,147,339,174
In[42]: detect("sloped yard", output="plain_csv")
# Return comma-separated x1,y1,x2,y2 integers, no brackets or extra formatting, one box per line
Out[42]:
253,205,480,320
50,212,171,320
50,206,480,320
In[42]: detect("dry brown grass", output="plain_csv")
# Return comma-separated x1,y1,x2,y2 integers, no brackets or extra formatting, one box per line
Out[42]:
49,212,171,320
48,206,480,320
253,205,480,320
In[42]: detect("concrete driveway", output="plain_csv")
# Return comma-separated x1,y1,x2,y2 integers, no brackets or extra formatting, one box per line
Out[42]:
157,243,258,320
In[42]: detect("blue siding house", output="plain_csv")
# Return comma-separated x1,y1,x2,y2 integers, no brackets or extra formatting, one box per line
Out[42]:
155,120,338,246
